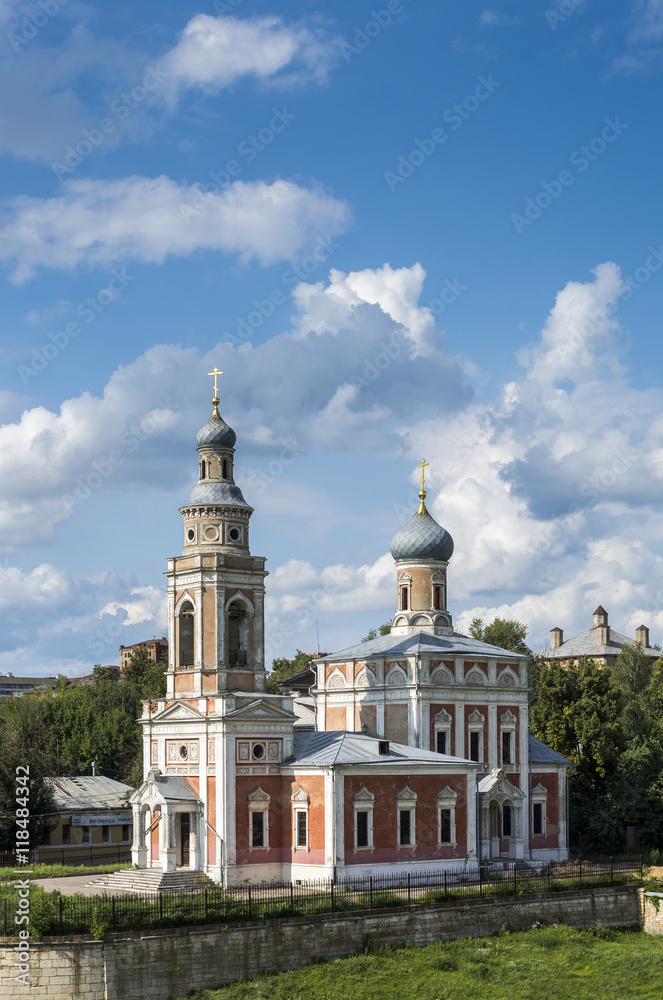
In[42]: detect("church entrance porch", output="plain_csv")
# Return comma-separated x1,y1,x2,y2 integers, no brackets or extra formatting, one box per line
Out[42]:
479,768,526,861
130,771,204,873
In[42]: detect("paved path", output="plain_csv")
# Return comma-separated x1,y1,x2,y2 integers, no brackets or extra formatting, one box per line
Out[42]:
33,875,132,897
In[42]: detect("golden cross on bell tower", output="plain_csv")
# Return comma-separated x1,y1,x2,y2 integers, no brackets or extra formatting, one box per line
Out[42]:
208,367,223,417
416,457,429,514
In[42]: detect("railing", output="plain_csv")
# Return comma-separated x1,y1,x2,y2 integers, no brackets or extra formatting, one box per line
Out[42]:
0,845,132,868
0,857,642,938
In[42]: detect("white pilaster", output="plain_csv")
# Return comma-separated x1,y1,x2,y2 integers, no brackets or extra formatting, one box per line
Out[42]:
488,703,498,770
455,703,464,758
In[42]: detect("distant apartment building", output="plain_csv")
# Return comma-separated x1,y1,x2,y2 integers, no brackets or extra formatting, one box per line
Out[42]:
0,673,64,698
119,638,168,673
542,606,660,667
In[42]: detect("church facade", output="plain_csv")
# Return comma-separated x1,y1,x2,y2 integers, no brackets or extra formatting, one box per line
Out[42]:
131,393,570,884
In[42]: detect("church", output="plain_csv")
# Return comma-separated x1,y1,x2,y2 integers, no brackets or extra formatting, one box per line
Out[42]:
130,383,570,884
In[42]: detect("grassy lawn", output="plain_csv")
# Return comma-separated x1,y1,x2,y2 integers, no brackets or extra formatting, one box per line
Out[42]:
172,926,663,1000
0,862,133,881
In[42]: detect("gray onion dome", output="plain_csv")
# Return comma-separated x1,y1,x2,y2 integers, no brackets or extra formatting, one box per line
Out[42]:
390,504,454,562
196,413,236,450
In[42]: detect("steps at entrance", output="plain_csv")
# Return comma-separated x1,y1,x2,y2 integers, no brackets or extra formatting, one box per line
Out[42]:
89,868,214,894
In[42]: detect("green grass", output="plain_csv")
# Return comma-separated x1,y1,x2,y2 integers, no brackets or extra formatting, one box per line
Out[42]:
0,861,133,881
171,925,663,1000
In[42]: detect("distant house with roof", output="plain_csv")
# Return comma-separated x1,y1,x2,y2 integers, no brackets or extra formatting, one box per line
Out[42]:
542,606,660,667
41,776,133,865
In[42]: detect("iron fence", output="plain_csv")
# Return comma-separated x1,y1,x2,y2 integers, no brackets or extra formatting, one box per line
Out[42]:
0,845,132,868
0,856,642,938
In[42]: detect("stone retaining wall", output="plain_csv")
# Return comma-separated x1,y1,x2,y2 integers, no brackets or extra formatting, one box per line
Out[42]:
642,892,663,935
0,886,645,1000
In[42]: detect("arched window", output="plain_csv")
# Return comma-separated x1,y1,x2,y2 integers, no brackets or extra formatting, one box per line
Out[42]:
178,601,194,666
222,459,228,479
502,804,512,837
433,585,442,610
228,600,249,666
200,460,206,479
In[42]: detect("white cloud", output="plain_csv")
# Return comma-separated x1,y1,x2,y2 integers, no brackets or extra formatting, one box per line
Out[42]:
0,175,351,282
99,586,167,626
479,9,519,27
612,1,663,74
265,262,663,652
0,264,470,552
162,14,338,99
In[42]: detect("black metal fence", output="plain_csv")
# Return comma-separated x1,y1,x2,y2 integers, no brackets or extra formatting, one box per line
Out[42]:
0,845,132,868
0,857,642,938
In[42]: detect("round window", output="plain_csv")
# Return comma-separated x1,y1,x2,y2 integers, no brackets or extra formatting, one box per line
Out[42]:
204,526,219,541
228,527,240,542
179,745,188,760
252,744,265,760
186,528,196,542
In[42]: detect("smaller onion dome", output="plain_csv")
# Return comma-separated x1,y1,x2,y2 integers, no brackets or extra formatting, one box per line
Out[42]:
196,413,236,450
390,497,454,562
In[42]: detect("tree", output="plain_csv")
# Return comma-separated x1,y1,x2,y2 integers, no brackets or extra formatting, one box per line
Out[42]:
267,650,317,693
0,694,57,851
469,617,533,656
612,643,655,739
361,621,392,642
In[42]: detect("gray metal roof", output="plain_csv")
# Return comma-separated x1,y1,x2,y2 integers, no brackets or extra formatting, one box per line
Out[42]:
147,775,200,802
390,506,454,562
47,776,133,811
543,626,659,660
528,734,571,766
287,730,475,767
184,481,251,508
318,629,525,663
196,413,236,449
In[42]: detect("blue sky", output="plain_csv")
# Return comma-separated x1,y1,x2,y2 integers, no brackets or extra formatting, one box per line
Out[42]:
2,0,663,675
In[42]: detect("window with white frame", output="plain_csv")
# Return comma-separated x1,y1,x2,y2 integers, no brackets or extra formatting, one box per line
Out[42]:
500,709,517,766
353,786,375,851
434,708,452,756
531,782,548,837
291,785,310,851
248,787,270,851
396,785,417,848
398,572,412,611
437,785,457,846
467,709,485,763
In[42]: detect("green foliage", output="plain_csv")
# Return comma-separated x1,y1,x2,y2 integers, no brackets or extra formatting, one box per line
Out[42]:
167,927,663,1000
0,649,169,835
0,862,133,882
0,694,57,851
469,617,532,655
267,650,317,692
531,650,663,853
361,622,393,642
27,886,58,939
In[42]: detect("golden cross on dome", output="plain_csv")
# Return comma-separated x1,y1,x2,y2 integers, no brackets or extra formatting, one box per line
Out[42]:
417,457,429,493
416,457,429,514
207,367,223,417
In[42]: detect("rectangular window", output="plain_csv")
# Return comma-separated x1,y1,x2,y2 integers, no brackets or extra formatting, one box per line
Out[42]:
436,731,447,755
122,824,130,842
502,805,512,837
433,586,442,609
400,586,408,610
399,809,412,846
62,824,71,845
439,808,451,843
356,810,369,848
81,825,90,844
296,811,307,848
533,803,544,836
101,825,110,843
251,811,265,848
470,731,481,762
502,731,512,765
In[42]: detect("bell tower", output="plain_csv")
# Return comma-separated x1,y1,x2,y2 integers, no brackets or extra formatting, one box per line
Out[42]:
166,370,267,698
389,458,454,636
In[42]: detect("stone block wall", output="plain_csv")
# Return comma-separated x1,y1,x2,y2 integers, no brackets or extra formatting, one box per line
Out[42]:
641,892,663,935
0,886,645,1000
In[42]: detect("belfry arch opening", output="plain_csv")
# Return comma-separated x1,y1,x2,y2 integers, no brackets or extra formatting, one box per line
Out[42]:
178,601,194,667
228,600,250,666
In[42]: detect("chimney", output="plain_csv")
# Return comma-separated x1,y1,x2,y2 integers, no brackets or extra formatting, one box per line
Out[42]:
550,627,563,649
594,606,610,647
635,624,650,648
592,605,608,628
